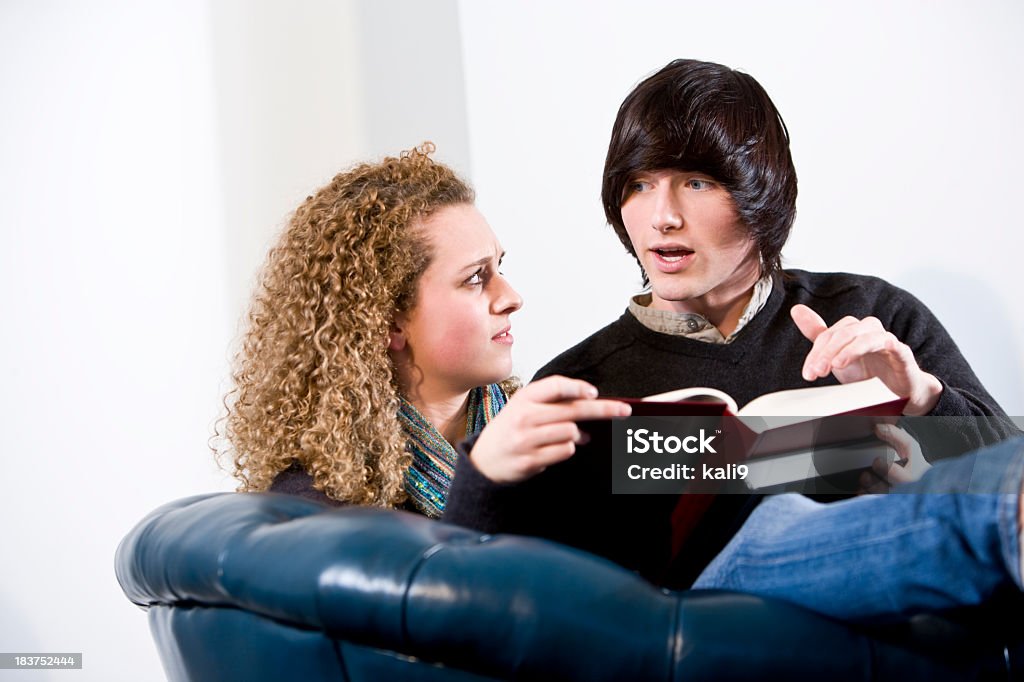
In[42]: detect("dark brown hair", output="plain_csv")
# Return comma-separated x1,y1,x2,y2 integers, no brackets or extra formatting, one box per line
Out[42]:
602,59,798,278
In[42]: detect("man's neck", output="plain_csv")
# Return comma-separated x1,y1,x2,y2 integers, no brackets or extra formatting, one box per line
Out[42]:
698,287,755,338
652,269,761,337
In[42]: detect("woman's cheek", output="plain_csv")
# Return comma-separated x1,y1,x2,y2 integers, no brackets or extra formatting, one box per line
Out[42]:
422,308,480,365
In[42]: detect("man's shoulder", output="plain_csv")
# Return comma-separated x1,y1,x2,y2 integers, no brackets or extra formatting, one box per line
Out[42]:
534,312,639,381
781,269,917,309
783,269,899,296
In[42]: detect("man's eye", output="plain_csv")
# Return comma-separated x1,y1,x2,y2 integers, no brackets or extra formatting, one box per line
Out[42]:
688,178,712,190
630,180,650,193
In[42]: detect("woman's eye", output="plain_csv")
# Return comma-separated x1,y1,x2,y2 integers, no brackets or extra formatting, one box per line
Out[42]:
687,178,713,190
465,271,484,286
630,180,650,193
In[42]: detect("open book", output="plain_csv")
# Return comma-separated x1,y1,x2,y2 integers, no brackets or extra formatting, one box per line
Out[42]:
612,377,908,492
640,376,904,423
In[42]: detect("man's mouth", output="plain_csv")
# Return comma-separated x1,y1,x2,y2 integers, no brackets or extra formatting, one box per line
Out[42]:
649,246,695,273
653,247,694,262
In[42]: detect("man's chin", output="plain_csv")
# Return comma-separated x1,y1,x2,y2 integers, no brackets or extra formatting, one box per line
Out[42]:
649,284,702,310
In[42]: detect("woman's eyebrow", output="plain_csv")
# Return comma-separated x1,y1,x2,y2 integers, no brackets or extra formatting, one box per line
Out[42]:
459,251,505,272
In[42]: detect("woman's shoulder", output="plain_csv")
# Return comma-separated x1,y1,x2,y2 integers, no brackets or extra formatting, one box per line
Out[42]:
268,461,344,507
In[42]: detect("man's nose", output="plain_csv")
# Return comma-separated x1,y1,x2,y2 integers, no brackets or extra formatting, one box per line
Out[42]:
650,186,683,232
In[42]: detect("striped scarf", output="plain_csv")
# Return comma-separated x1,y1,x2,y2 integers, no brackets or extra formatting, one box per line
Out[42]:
399,383,507,518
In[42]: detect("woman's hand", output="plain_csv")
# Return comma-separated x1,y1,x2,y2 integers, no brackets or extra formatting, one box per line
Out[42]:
469,376,632,484
790,304,943,416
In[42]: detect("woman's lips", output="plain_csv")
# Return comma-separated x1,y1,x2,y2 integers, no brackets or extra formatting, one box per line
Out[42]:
492,329,514,345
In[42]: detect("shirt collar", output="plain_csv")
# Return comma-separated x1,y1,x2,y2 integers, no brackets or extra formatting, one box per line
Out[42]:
627,275,774,344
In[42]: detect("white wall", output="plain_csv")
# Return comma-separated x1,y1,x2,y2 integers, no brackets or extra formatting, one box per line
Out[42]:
1,2,229,679
1,1,472,679
0,0,366,679
458,0,1024,414
209,0,472,322
207,0,368,324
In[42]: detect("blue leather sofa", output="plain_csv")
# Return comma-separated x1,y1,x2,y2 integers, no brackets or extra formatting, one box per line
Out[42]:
115,493,1018,680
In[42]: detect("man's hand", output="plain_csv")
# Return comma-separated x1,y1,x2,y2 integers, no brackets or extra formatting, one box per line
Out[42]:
857,423,931,494
790,304,943,416
469,376,632,484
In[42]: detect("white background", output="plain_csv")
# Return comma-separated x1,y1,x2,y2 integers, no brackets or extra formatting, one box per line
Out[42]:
1,1,1021,679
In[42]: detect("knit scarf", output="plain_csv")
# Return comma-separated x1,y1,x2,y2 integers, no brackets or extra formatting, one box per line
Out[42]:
399,383,507,518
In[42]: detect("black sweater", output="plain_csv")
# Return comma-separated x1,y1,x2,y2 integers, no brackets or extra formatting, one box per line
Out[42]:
443,270,1018,587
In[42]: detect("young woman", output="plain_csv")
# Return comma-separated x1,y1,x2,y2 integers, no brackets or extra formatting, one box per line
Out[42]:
216,144,625,518
218,144,1024,624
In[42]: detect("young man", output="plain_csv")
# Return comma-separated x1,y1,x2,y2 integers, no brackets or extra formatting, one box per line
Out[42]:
550,58,1006,426
448,58,1018,591
542,58,1020,583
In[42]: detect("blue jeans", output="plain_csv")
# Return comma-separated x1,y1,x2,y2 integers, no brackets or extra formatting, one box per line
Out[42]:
692,437,1024,622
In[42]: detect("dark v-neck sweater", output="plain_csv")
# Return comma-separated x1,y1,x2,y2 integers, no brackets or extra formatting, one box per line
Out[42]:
443,270,1018,587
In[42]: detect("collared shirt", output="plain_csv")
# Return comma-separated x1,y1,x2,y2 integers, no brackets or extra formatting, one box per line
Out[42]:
627,275,774,343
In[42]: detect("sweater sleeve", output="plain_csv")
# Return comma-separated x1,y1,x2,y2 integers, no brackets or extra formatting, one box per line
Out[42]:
268,463,344,507
885,287,1021,456
441,432,524,533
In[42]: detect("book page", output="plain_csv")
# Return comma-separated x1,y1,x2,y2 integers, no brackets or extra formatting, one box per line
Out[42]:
737,377,900,417
641,386,739,415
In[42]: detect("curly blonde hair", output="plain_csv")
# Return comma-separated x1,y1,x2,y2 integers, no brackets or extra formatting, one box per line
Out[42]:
216,143,479,506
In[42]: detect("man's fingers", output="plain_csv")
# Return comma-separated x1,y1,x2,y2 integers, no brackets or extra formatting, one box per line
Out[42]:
829,330,893,370
874,423,913,462
871,454,915,486
802,316,890,380
790,304,829,343
812,317,874,364
793,305,846,380
801,316,861,379
858,469,890,495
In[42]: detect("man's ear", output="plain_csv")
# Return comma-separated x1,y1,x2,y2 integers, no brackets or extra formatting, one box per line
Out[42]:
388,314,407,352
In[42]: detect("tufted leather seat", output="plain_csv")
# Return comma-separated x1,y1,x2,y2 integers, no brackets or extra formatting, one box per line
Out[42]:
115,493,1015,681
